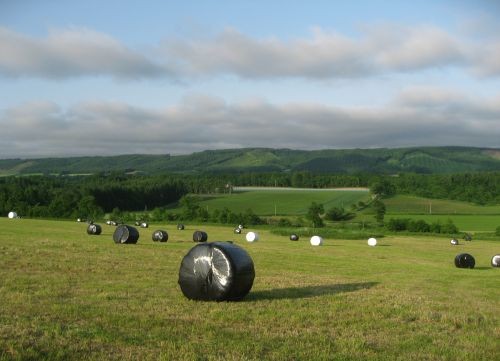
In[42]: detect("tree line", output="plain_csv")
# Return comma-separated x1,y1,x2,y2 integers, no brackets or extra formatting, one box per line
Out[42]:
1,171,499,220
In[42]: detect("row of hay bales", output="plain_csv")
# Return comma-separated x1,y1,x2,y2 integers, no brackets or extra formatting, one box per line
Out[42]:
82,221,499,301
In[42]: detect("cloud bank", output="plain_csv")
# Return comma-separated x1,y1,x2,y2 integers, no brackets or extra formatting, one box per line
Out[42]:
0,24,499,80
1,89,498,158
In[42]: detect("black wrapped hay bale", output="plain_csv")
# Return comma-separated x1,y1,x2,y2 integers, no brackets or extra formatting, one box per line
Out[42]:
113,225,139,244
152,230,168,242
454,253,475,269
193,230,208,242
491,255,500,267
178,242,255,301
177,223,185,230
140,222,148,228
290,234,299,241
87,223,102,235
450,238,459,245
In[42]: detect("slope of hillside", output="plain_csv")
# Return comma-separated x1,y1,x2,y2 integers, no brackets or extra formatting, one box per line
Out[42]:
1,146,500,176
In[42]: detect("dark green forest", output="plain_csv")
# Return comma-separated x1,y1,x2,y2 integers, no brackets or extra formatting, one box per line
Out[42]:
1,172,499,221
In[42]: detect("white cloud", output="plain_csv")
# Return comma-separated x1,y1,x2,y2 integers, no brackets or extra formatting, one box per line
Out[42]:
1,24,499,80
1,89,498,158
0,27,169,79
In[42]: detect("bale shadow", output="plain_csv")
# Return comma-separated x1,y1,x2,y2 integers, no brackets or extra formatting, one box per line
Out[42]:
246,281,378,301
474,267,492,271
377,244,392,247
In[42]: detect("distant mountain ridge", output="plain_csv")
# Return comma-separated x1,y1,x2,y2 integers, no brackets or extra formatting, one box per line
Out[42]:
1,146,500,176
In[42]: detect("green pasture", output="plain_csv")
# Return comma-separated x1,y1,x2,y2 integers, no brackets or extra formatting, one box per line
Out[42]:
182,189,371,216
383,195,500,215
385,214,500,233
1,218,499,360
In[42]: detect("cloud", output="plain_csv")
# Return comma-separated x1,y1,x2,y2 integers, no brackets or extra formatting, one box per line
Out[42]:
1,89,498,158
1,23,499,80
0,27,170,79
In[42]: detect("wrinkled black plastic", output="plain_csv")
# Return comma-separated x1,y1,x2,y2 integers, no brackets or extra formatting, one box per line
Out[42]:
152,230,168,242
290,234,299,241
87,224,102,235
178,242,255,301
193,230,208,242
454,253,475,269
491,255,500,267
113,225,139,244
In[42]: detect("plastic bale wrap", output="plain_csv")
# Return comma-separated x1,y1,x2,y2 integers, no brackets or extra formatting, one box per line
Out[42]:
454,253,475,269
491,255,500,267
8,211,17,219
87,224,102,235
246,232,259,243
193,230,208,242
152,230,168,242
290,234,299,241
140,222,149,228
113,225,139,244
450,239,459,245
178,242,255,301
368,237,377,246
177,224,185,230
310,235,323,246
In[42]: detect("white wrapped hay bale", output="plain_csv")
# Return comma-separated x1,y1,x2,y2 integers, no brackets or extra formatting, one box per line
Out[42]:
450,238,459,245
246,231,259,243
367,237,377,246
310,235,323,246
491,255,500,267
8,211,17,219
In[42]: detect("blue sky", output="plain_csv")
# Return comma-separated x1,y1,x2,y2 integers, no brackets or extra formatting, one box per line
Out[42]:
0,0,499,157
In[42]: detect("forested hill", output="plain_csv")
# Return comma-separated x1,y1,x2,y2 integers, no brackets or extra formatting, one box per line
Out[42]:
1,146,500,176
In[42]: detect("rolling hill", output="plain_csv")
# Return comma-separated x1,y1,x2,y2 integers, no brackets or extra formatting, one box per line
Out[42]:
1,146,500,176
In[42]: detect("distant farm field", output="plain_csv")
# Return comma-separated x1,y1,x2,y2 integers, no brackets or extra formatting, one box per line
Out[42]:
384,195,500,215
0,218,499,360
180,188,371,216
384,214,500,233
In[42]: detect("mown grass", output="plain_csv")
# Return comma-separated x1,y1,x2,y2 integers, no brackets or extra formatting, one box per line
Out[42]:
0,218,498,360
178,189,370,216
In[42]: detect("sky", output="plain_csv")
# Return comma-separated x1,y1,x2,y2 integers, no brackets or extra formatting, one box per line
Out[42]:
0,0,499,158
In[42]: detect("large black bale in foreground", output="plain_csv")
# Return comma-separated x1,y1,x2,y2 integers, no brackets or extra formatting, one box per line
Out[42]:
113,225,139,244
454,253,475,269
87,224,102,235
178,242,255,301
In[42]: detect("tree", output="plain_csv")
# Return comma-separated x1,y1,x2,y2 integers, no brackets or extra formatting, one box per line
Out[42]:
325,206,355,221
180,195,200,220
370,179,396,198
372,199,386,224
306,202,324,228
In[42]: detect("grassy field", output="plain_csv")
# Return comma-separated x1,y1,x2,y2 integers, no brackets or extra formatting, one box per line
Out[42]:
178,189,371,216
383,214,500,233
383,195,500,215
1,218,499,360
